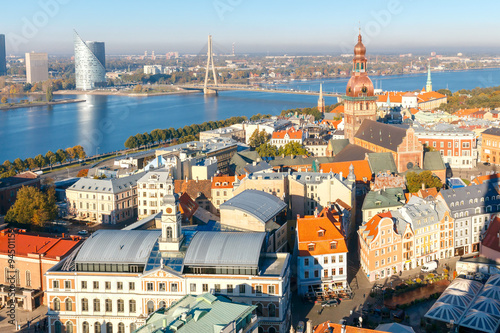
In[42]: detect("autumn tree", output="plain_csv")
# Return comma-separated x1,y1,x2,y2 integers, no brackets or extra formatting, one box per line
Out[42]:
124,136,139,149
13,158,26,172
406,171,443,193
249,129,270,148
34,154,47,168
1,96,7,104
5,186,58,227
278,141,309,157
45,151,57,167
25,158,37,171
56,149,67,164
73,145,86,159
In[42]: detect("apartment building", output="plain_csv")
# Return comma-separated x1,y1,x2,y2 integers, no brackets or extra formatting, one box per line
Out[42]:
137,170,170,219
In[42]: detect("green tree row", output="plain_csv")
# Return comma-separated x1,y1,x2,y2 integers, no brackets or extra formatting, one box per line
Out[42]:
5,186,58,227
438,86,500,113
279,103,341,121
1,145,86,178
124,116,248,149
249,129,309,157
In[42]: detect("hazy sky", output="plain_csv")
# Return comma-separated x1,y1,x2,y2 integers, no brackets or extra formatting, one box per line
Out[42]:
1,0,499,55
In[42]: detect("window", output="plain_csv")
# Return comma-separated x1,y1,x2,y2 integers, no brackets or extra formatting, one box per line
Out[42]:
147,300,154,314
255,285,262,295
129,282,135,290
202,284,208,292
304,258,309,266
118,323,125,333
65,298,73,311
82,298,88,311
304,271,309,279
82,322,89,333
105,281,111,290
26,271,31,287
53,280,60,289
105,299,112,312
339,255,344,263
130,323,136,332
106,323,112,333
214,284,221,292
339,268,344,275
324,257,328,264
239,284,246,294
93,281,99,289
81,281,87,290
268,285,275,294
159,301,166,309
93,299,100,312
227,284,233,293
147,282,154,291
117,282,123,290
308,244,315,251
314,270,319,278
129,299,136,313
190,283,196,293
330,241,337,250
117,300,124,313
159,283,166,291
331,256,336,263
268,303,276,317
66,322,74,333
53,298,60,311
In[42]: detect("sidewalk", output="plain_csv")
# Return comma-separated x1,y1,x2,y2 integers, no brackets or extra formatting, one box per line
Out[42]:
0,306,47,333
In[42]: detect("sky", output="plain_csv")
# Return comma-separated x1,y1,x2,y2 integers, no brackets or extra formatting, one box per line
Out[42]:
1,0,500,56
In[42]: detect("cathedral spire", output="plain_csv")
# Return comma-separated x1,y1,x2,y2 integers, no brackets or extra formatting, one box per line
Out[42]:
318,83,325,113
426,61,432,92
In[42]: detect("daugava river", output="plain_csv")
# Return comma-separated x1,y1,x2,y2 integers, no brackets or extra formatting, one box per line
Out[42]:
1,68,500,162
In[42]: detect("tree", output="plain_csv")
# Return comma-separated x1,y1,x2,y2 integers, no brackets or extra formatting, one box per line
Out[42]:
77,169,89,177
133,85,143,93
13,158,25,172
278,141,309,157
124,136,139,149
45,151,56,167
406,171,443,193
56,149,67,164
249,129,270,148
34,154,47,169
134,133,145,147
46,85,53,102
150,129,162,143
73,145,86,159
25,157,37,171
5,186,57,227
1,96,7,104
256,143,278,157
65,147,76,161
178,135,197,144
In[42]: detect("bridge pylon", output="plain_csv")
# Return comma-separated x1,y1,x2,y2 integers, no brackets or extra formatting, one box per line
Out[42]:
204,35,218,95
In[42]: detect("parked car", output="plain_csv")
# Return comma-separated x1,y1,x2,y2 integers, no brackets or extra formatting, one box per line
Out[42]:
321,299,339,308
421,260,438,273
77,230,89,236
296,321,305,333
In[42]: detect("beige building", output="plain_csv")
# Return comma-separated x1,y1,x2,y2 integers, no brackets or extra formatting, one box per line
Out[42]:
220,190,288,252
66,172,145,224
137,170,170,219
25,52,48,84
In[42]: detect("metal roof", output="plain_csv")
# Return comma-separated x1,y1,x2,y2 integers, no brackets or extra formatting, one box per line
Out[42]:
220,189,287,224
68,171,146,194
183,232,265,267
75,230,161,264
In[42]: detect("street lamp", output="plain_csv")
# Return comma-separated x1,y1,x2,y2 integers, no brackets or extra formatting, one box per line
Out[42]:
96,147,100,160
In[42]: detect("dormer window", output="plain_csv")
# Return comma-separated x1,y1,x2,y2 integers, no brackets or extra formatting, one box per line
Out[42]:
308,243,315,251
330,241,337,250
222,182,228,186
215,182,220,186
318,229,324,237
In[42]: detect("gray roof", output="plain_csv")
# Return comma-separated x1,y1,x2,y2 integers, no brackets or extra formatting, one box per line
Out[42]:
439,183,500,216
423,151,446,170
362,188,405,211
75,229,161,264
355,119,407,152
243,161,272,174
68,171,146,194
367,152,398,174
291,172,346,186
329,139,350,155
183,232,265,267
400,196,440,230
220,189,287,223
230,150,260,175
482,127,500,136
269,155,336,167
333,144,373,162
137,170,171,184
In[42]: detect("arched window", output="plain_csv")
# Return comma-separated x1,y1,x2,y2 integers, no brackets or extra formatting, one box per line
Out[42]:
268,303,276,317
118,322,125,333
66,321,74,333
26,270,31,287
269,327,277,333
82,298,88,311
82,322,89,333
65,298,73,311
53,298,60,311
106,322,113,333
147,300,155,314
166,227,172,239
130,323,137,332
94,299,100,312
258,327,264,333
129,300,136,313
256,303,263,316
94,322,101,333
486,197,490,201
159,300,166,308
54,321,62,333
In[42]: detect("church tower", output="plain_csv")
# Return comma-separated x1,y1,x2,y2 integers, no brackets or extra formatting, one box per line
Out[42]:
318,83,325,113
425,62,432,92
158,178,184,252
343,32,377,143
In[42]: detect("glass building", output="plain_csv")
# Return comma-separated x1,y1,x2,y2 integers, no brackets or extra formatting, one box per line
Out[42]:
74,31,106,90
0,34,6,76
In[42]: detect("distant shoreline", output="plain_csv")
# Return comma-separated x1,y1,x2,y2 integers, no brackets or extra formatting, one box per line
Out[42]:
0,98,86,110
54,89,198,97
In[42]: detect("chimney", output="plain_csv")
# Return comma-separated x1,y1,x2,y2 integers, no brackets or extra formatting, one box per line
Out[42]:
185,176,188,183
306,320,313,333
422,182,425,190
341,324,346,333
314,207,319,218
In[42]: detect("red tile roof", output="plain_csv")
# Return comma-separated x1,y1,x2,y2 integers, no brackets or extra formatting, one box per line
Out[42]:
178,192,199,219
362,212,392,240
0,230,80,260
212,175,245,189
471,173,500,185
297,208,347,256
271,127,303,140
417,91,446,103
174,179,212,200
329,104,344,114
319,160,372,182
482,216,500,254
314,322,385,333
377,92,404,104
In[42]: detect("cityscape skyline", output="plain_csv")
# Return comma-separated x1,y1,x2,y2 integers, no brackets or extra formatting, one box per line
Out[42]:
1,1,500,55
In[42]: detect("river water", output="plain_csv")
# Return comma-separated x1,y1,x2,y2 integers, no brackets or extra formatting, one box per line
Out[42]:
1,68,499,162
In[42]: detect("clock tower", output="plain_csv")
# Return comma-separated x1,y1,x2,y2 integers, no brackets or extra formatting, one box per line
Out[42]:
343,32,377,143
159,178,184,252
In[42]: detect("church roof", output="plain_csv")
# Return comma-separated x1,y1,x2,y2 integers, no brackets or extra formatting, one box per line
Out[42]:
354,119,407,152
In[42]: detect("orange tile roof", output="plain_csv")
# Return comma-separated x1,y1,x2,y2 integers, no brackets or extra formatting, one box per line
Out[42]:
329,104,344,114
453,108,482,117
471,173,500,185
418,187,438,198
362,212,392,240
0,230,80,260
297,208,347,256
319,160,372,182
314,322,385,333
377,92,404,104
271,127,303,140
212,175,245,189
410,107,420,115
417,91,446,103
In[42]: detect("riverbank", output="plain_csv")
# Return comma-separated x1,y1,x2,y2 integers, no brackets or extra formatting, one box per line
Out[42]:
0,98,86,110
54,89,198,97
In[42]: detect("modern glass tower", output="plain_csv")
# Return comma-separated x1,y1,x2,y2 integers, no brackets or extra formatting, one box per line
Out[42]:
74,30,106,90
0,34,6,76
